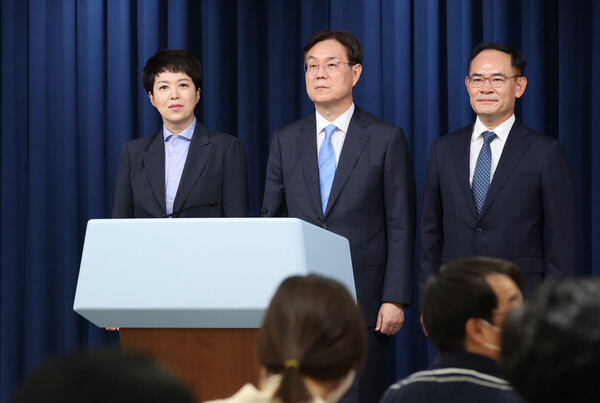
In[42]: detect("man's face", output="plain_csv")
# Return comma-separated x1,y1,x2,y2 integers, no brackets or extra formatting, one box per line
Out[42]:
465,49,527,129
486,273,523,328
149,71,200,134
304,39,361,111
480,273,523,359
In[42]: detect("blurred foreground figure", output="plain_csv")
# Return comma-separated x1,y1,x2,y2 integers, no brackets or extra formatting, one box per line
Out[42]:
12,348,195,403
206,274,366,403
501,278,600,403
381,257,525,403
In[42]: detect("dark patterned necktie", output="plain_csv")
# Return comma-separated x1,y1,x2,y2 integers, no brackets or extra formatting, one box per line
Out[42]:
472,131,496,213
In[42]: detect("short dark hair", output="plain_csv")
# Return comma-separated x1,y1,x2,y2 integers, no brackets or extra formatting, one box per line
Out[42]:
257,274,366,403
467,42,526,76
303,30,363,65
422,257,523,352
11,348,195,403
501,278,600,403
142,49,203,94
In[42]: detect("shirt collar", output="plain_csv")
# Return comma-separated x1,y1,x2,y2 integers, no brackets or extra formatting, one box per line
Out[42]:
316,103,355,135
472,114,515,144
163,117,196,142
434,350,502,377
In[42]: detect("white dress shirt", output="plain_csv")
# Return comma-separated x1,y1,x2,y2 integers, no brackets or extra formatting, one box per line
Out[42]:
469,114,515,186
316,103,355,165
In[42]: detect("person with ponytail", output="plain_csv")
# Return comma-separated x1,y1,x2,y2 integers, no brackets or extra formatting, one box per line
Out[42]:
205,274,366,403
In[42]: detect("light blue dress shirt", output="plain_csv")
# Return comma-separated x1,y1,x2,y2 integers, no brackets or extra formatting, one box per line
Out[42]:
163,118,196,216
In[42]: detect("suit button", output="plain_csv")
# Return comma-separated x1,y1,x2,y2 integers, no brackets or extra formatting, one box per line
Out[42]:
476,228,483,235
321,223,328,229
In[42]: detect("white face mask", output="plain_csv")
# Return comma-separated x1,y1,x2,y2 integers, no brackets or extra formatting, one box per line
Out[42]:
479,319,501,352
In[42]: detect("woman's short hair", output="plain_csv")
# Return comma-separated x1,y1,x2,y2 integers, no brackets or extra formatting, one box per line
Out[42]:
257,274,366,403
142,49,203,93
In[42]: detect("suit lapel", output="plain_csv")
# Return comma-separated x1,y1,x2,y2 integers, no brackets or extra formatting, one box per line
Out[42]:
297,116,323,216
325,108,369,216
479,121,530,217
452,126,479,219
173,123,212,212
141,133,167,211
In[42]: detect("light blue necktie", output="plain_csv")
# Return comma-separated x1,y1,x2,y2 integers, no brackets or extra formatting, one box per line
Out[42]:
472,131,496,213
319,124,337,214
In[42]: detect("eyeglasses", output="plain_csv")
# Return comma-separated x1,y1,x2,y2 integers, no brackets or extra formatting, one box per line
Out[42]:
304,60,353,75
468,74,521,88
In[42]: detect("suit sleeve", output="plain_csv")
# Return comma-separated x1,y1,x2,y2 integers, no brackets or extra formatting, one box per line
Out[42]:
112,142,134,218
418,142,443,303
381,128,416,306
542,141,576,277
262,129,288,217
221,137,249,217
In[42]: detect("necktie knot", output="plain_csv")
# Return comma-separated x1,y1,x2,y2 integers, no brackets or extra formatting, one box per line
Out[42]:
324,124,337,140
482,131,496,144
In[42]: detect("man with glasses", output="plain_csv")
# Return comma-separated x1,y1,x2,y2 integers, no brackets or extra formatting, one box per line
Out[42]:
381,257,526,403
262,30,416,403
419,42,575,299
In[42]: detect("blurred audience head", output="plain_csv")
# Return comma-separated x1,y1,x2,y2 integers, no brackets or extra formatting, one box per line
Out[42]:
422,256,523,360
257,274,366,403
501,278,600,403
12,348,195,403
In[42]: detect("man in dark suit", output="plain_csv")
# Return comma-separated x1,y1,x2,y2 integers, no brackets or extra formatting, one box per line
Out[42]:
262,30,416,403
113,49,248,218
419,43,575,298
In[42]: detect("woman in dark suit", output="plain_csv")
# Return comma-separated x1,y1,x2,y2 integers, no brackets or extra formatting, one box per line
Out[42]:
113,49,248,218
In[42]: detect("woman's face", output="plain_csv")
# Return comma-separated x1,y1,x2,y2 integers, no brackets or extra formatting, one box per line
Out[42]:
148,71,200,134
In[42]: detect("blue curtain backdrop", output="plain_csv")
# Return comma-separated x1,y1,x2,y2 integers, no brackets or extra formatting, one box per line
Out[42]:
1,0,599,401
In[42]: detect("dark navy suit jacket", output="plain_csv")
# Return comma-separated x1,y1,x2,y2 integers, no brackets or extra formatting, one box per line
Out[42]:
113,122,248,218
419,120,575,297
262,107,416,325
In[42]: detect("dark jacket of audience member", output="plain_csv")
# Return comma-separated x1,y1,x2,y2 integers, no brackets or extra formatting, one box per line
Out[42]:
381,257,526,403
12,348,195,403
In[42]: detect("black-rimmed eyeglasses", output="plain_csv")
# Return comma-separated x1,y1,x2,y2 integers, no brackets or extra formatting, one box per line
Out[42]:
304,60,353,75
468,74,521,88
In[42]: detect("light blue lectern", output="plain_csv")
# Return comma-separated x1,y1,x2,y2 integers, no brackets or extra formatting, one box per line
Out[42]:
73,217,354,401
